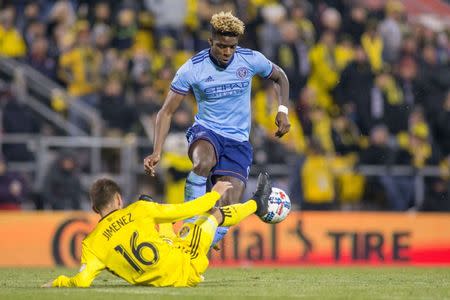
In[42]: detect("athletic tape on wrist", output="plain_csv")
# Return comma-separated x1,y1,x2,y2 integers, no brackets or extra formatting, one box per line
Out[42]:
278,105,288,114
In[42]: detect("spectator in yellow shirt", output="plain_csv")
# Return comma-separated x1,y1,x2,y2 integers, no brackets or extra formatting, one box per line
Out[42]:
0,8,26,58
361,20,383,72
307,31,339,111
59,21,102,134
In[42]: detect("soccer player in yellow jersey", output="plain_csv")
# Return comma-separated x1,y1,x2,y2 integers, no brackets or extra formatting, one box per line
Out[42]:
43,173,272,288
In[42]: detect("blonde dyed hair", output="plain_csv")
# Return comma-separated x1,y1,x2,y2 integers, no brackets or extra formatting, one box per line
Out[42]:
210,11,245,36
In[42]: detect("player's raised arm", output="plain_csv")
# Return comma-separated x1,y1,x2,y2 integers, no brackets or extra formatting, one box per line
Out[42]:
268,64,291,138
42,245,105,288
144,90,185,176
142,181,232,223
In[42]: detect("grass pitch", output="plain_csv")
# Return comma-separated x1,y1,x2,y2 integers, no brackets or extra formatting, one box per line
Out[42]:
0,267,449,300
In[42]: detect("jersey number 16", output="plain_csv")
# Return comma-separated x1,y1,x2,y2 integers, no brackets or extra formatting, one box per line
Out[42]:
114,231,159,274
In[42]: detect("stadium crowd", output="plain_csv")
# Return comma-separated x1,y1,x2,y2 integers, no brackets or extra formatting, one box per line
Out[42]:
0,0,449,211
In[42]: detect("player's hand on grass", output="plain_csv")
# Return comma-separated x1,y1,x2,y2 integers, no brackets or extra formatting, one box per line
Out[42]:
212,181,233,197
144,152,160,176
275,112,290,138
41,279,54,288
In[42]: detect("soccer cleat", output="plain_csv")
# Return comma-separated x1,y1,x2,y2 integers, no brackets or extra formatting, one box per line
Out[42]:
252,172,272,217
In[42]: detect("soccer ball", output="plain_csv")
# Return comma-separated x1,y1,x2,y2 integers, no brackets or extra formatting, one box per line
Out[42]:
259,187,291,224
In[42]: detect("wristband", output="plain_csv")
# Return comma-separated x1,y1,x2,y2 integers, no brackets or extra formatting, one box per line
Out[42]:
278,105,288,114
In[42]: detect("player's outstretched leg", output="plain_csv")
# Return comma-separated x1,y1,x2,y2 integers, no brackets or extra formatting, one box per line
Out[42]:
219,172,272,226
181,173,272,259
211,173,271,247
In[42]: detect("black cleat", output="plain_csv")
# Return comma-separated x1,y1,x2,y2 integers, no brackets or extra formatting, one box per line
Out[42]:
252,172,272,217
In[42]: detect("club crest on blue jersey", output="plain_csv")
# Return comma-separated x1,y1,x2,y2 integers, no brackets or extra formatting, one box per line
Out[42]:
236,67,249,80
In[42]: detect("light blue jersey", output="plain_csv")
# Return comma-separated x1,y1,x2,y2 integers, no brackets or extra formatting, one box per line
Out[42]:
170,47,273,142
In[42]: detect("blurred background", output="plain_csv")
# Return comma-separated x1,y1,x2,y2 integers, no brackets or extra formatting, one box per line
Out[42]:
0,0,449,213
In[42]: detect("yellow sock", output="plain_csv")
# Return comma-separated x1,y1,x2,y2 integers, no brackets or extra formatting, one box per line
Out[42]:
220,200,257,227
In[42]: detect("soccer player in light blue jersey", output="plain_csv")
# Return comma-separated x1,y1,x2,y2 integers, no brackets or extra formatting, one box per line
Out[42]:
144,11,290,247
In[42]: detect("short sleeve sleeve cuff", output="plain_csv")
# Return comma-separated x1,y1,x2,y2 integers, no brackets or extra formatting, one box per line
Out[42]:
170,85,189,95
251,50,274,78
263,64,275,79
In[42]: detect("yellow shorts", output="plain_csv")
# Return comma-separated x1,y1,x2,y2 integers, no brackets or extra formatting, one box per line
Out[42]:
176,214,218,285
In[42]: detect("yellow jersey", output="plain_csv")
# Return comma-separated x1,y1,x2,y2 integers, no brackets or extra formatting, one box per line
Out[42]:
0,26,26,58
301,155,335,203
52,191,221,287
58,47,101,97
